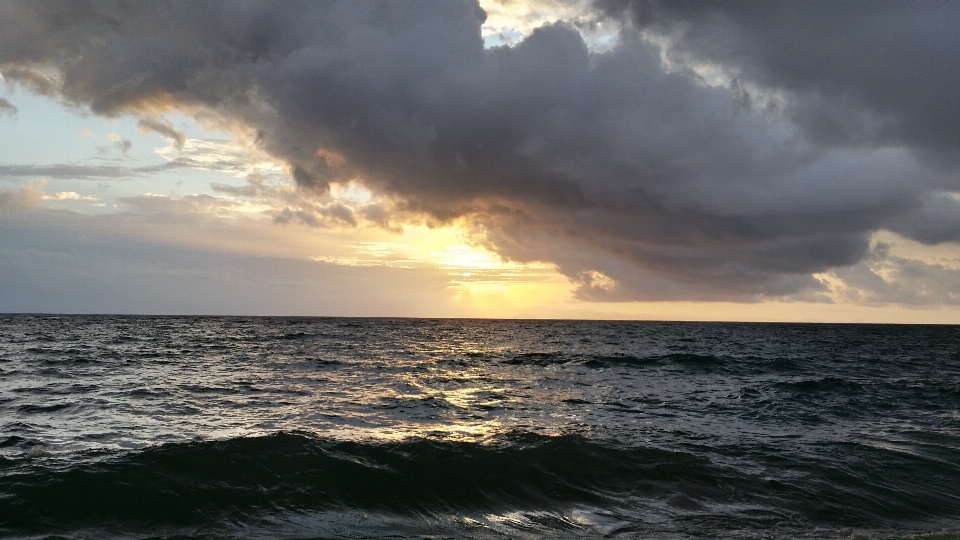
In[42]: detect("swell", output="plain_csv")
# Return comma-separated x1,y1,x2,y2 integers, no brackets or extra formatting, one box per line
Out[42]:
501,352,729,369
1,432,714,531
584,352,726,369
504,351,797,373
3,432,960,534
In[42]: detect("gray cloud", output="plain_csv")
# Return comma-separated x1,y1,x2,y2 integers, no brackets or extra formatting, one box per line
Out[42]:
0,183,43,209
0,97,16,116
888,194,960,246
2,0,959,301
831,243,960,306
210,181,258,198
115,138,131,157
0,208,461,316
121,184,373,230
118,193,246,217
596,0,960,156
1,67,58,96
0,243,448,315
0,162,185,180
137,117,186,149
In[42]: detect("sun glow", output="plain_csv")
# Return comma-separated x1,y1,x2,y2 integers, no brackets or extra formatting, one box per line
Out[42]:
305,224,576,316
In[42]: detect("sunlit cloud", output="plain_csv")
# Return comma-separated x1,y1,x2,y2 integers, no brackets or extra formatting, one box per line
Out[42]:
155,138,283,177
330,183,373,205
478,0,616,50
43,191,97,201
0,181,45,209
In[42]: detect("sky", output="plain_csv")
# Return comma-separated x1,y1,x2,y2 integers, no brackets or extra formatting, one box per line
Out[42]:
2,0,960,322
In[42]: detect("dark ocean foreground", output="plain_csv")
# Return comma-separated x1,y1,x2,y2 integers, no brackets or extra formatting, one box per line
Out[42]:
2,316,960,539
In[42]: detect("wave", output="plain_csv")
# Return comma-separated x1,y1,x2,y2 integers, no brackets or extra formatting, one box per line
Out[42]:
773,377,865,394
16,403,74,413
1,432,716,529
500,352,569,365
498,352,728,369
583,353,727,370
3,431,960,536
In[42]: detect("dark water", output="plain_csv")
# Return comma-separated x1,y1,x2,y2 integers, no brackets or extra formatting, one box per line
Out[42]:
2,316,960,539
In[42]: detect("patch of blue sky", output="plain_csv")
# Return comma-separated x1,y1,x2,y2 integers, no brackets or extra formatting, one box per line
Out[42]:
1,86,258,214
582,30,619,52
0,88,107,165
481,26,526,48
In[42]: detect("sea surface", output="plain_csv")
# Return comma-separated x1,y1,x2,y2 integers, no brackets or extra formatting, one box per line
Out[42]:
2,315,960,539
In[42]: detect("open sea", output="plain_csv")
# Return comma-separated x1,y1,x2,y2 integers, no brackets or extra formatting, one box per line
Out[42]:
2,315,960,539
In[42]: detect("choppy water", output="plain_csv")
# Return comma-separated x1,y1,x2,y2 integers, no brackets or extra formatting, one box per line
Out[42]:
2,315,960,539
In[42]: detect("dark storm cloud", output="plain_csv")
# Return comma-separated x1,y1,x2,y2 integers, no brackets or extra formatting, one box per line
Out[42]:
887,194,960,246
1,0,958,301
596,0,960,154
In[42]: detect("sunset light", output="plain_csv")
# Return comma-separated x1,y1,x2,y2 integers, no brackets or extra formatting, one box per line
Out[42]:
4,2,960,538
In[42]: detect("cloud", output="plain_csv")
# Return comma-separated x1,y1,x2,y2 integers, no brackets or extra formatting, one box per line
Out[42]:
2,1,959,301
210,181,258,198
116,193,275,223
887,193,960,246
43,191,97,201
0,67,59,96
0,180,98,210
0,162,185,180
828,243,960,306
137,116,186,149
154,138,282,176
209,173,402,229
0,209,460,316
0,181,44,210
0,97,16,116
479,0,599,47
117,180,382,230
595,0,960,155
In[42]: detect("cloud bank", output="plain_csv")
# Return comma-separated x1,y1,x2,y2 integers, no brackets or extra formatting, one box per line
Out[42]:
2,0,959,302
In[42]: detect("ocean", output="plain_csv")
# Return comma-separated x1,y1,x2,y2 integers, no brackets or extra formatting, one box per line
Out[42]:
1,315,959,539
